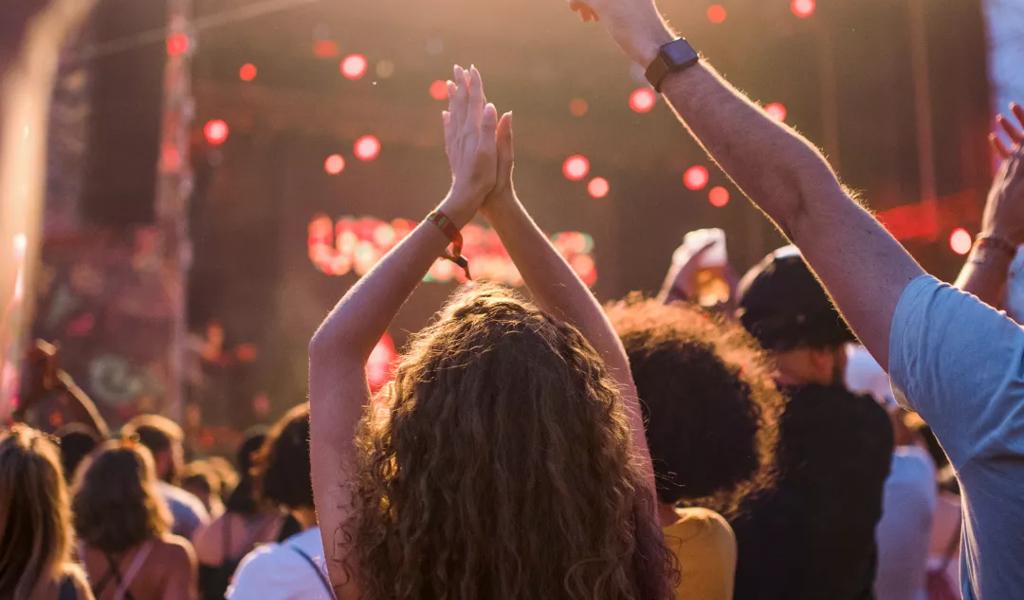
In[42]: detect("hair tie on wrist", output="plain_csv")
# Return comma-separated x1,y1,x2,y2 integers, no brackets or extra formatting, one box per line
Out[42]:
426,210,471,280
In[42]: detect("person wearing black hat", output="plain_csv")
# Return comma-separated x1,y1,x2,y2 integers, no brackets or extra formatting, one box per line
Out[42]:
730,246,894,600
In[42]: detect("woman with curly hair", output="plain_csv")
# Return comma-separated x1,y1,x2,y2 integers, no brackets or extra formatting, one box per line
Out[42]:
309,65,673,599
0,425,93,599
73,440,196,599
607,296,784,600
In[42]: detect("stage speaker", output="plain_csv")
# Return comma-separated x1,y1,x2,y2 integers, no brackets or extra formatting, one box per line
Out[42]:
81,0,167,227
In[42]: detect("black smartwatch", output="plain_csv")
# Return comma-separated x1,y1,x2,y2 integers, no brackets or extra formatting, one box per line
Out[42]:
645,38,700,93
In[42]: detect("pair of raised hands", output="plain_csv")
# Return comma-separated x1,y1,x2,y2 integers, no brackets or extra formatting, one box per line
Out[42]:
441,65,515,223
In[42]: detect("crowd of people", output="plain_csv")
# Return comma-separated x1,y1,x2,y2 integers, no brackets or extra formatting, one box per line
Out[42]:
3,0,1024,598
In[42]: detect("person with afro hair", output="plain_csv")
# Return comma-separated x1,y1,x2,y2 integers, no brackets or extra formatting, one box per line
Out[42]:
608,294,783,600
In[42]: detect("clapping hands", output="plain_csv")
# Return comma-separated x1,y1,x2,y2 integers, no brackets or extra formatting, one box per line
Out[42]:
440,65,513,224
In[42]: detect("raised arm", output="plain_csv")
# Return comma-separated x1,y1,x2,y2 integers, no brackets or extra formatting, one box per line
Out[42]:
955,106,1024,306
308,65,498,597
480,110,656,493
568,0,923,368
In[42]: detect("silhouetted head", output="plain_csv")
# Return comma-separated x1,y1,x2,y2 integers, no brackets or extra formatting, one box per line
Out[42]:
55,423,101,483
225,429,267,515
123,414,185,483
738,248,855,386
254,405,312,512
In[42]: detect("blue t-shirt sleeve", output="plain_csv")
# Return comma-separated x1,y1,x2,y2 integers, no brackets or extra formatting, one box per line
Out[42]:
889,275,1024,466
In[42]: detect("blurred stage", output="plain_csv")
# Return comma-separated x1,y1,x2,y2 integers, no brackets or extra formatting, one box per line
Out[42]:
18,0,1009,450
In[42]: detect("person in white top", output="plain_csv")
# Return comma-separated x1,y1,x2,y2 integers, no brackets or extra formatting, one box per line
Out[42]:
229,526,329,600
847,345,937,600
874,446,936,600
228,405,332,600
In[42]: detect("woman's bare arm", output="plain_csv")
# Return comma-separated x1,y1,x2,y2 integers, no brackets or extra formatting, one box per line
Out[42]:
308,65,498,597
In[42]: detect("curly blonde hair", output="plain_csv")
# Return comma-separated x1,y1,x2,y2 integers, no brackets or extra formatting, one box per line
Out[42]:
350,284,673,599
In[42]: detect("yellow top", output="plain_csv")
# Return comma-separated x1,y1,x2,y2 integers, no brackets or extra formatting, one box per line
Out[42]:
663,507,737,600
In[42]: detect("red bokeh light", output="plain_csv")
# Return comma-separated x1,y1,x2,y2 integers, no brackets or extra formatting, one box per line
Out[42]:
324,154,346,175
765,102,788,122
203,119,229,146
791,0,816,18
683,165,710,191
161,145,181,171
629,87,657,114
354,135,381,161
166,33,190,57
563,155,591,181
949,228,973,256
367,333,397,392
313,39,340,58
239,63,258,82
587,177,610,199
429,79,449,101
569,98,589,118
708,186,731,208
707,4,728,24
340,54,369,80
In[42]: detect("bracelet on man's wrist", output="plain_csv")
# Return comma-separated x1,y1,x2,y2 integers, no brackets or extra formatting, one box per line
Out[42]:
968,234,1017,265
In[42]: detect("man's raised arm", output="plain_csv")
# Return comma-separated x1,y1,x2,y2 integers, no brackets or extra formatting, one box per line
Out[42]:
570,0,923,368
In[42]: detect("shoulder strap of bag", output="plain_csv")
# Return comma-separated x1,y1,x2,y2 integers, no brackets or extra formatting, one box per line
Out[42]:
57,575,78,600
287,544,335,597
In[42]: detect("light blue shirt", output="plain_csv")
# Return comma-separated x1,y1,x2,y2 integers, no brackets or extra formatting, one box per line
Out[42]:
158,481,209,539
889,275,1024,599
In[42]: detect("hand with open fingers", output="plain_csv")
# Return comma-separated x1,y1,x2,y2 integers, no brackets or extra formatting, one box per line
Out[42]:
563,0,673,66
982,145,1024,246
441,64,500,219
990,103,1024,160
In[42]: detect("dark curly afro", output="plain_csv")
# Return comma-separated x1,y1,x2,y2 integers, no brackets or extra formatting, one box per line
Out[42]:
607,294,783,517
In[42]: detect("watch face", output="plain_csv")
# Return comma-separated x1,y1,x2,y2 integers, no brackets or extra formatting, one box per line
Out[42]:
646,38,699,91
663,39,699,67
